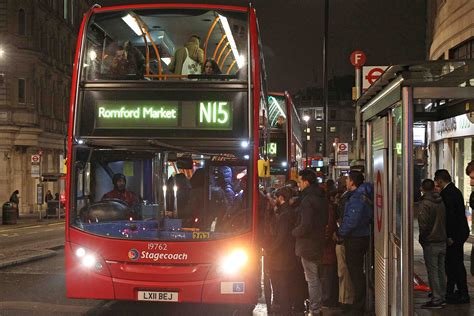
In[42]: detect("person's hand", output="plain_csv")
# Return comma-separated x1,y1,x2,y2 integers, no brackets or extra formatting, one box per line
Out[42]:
447,238,454,246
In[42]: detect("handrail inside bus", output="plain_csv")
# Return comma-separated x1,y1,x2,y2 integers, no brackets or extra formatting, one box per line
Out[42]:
213,34,227,60
203,15,220,61
216,42,230,65
132,13,163,76
226,60,237,75
219,47,232,69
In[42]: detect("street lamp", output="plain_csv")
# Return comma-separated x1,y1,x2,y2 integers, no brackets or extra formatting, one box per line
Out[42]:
303,115,310,168
0,48,4,58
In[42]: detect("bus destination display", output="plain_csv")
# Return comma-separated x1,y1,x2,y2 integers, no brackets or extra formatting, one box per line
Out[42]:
95,101,233,130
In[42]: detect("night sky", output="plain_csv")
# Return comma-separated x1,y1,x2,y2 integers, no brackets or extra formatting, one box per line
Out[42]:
89,0,426,93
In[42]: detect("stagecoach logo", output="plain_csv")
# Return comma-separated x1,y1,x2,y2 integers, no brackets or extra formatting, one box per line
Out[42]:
128,249,140,261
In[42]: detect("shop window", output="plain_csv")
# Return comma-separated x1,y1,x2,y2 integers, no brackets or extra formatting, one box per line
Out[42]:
18,79,26,104
18,9,26,35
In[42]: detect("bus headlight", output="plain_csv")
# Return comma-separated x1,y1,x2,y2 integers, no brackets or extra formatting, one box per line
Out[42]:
219,249,248,275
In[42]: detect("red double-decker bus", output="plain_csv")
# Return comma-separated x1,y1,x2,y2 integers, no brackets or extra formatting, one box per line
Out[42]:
267,92,303,187
65,3,268,312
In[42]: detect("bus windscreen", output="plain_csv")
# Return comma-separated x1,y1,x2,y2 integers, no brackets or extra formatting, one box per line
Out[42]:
72,148,251,241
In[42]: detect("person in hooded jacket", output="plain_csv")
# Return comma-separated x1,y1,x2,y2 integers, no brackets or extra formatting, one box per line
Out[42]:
465,160,474,277
335,171,373,316
102,173,140,218
169,35,204,75
292,169,328,316
417,179,447,309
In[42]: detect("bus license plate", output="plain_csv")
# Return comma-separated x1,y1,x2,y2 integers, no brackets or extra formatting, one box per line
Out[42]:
138,291,178,302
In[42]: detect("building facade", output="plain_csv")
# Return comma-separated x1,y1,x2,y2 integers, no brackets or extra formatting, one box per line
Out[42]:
426,0,474,203
0,0,89,215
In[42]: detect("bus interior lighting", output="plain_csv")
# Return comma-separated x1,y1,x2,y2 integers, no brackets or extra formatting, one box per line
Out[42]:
244,155,249,160
240,140,249,148
88,50,97,61
161,57,171,65
122,14,143,36
281,161,287,167
218,14,244,68
219,249,248,275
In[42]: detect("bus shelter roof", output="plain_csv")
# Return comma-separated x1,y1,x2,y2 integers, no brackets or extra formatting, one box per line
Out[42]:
357,59,474,122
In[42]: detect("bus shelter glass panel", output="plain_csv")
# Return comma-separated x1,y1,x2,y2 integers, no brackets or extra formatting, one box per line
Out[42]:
82,8,248,81
72,148,251,241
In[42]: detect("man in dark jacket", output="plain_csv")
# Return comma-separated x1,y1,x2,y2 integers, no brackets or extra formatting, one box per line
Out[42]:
417,179,447,309
267,187,297,315
434,169,470,304
335,171,372,316
292,169,328,316
466,161,474,277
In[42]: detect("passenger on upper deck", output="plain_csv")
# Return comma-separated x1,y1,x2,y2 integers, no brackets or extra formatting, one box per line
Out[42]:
102,173,140,210
202,59,221,75
168,35,204,75
275,115,286,129
110,41,145,79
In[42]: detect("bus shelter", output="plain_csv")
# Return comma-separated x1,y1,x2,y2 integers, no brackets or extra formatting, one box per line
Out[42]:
356,60,474,315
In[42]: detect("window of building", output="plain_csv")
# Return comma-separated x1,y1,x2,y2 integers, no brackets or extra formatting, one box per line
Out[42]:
18,79,26,104
449,38,474,60
316,126,322,133
330,109,337,120
18,9,26,35
329,126,337,133
315,107,324,120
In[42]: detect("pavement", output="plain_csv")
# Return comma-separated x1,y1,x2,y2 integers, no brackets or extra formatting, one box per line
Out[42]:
1,215,474,315
0,213,65,269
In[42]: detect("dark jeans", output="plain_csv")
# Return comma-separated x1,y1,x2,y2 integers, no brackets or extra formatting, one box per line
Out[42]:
320,264,339,307
422,242,446,303
345,236,369,315
446,239,468,296
272,270,292,314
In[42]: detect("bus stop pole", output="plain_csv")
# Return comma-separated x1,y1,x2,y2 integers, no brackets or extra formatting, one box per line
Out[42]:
401,87,414,315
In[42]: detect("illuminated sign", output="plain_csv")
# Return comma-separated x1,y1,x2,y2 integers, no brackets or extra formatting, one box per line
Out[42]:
197,101,232,129
95,101,232,130
267,142,277,156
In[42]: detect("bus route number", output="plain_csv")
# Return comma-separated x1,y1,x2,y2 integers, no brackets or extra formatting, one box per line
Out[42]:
148,243,168,251
192,232,210,239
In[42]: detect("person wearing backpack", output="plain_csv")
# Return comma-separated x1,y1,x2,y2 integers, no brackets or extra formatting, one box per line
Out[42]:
292,169,328,316
168,35,204,75
335,171,373,316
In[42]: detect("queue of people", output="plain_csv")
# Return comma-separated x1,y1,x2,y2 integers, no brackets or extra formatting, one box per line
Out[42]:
262,169,373,316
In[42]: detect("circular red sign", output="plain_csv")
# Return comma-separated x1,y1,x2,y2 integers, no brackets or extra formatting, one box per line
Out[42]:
350,50,366,67
376,171,383,232
31,155,40,163
365,67,385,85
338,143,347,151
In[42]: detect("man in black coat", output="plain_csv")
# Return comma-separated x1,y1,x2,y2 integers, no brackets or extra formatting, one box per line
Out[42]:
292,169,328,316
434,169,470,304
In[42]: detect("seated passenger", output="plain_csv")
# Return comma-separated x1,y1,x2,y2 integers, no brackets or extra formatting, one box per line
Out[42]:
110,40,145,79
275,115,286,129
168,35,204,75
102,173,139,209
202,59,221,75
